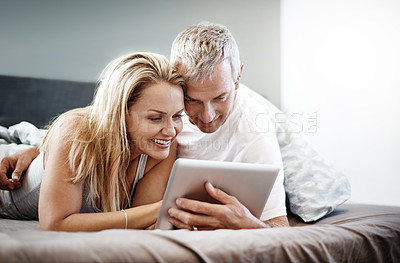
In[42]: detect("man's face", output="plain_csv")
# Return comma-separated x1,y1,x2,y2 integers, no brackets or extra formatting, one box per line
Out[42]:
181,60,241,133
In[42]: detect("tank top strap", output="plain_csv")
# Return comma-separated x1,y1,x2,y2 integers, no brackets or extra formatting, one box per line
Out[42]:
128,154,148,205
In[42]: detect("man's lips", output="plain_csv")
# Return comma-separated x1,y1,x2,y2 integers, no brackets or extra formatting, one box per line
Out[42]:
199,117,219,128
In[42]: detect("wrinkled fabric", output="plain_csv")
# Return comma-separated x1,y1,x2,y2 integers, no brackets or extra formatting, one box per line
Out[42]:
0,121,46,146
0,121,47,159
0,204,399,263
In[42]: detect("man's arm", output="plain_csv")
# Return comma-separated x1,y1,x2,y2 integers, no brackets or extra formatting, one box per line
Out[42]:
265,216,289,228
0,146,39,190
167,182,289,230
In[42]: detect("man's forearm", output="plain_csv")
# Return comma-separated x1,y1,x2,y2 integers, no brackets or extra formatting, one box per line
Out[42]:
264,215,290,228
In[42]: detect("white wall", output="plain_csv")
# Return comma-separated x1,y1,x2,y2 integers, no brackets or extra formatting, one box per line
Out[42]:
0,0,281,106
281,0,400,206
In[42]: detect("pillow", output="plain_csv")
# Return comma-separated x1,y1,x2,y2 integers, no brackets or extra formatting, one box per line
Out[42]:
242,85,351,222
4,121,47,146
278,131,351,222
0,122,46,159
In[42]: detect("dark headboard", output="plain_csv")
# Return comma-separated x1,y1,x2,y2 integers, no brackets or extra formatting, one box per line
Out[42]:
0,75,97,128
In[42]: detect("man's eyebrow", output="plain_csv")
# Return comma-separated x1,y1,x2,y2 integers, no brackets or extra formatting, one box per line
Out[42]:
184,92,228,101
214,92,228,99
175,108,185,114
184,95,197,101
148,109,167,114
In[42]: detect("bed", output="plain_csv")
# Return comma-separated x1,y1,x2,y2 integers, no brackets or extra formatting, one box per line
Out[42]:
1,74,399,262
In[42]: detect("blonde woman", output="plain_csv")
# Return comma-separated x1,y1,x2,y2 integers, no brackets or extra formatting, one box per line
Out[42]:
0,52,185,231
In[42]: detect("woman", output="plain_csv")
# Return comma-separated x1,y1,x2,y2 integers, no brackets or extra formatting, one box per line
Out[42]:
0,52,185,231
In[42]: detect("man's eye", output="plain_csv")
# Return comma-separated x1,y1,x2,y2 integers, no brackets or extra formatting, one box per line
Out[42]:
173,114,184,119
150,117,162,121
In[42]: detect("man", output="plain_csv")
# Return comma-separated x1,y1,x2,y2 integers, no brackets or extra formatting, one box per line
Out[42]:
167,22,288,229
0,22,289,229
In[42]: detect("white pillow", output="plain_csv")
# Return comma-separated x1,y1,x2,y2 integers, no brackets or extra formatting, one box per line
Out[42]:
278,131,351,222
242,85,351,222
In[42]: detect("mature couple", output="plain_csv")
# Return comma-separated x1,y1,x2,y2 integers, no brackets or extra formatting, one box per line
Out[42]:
0,22,289,231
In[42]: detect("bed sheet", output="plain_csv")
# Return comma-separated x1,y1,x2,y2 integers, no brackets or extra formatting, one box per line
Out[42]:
1,203,399,263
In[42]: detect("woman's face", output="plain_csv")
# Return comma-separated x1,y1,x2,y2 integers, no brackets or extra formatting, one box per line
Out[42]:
126,81,184,160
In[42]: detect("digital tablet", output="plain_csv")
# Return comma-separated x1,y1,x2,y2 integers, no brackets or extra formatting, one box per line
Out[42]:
155,158,280,230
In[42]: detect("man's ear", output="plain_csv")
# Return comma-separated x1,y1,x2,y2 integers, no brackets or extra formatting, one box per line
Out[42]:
235,63,244,90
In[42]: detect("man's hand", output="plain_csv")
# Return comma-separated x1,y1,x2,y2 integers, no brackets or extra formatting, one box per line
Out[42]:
0,147,40,190
167,182,271,230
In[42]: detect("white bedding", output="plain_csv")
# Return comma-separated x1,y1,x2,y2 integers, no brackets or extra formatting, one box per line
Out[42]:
0,121,46,159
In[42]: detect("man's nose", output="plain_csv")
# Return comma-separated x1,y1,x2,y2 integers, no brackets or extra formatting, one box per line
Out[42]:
200,102,216,123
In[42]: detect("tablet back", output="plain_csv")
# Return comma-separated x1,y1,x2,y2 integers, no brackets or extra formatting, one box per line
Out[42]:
155,158,280,230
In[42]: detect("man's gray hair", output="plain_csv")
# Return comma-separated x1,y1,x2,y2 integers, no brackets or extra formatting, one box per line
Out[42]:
170,21,241,82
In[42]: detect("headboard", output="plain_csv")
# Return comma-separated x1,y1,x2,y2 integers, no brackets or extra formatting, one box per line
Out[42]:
0,75,97,128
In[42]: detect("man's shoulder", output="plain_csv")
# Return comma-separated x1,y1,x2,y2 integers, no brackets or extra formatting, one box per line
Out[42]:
237,83,265,101
238,84,277,111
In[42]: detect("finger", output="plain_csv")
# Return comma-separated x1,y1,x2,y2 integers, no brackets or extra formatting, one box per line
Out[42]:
12,159,30,182
11,171,23,182
0,159,14,190
0,175,21,190
168,216,192,230
168,216,215,231
205,182,238,205
175,198,224,217
0,177,15,190
145,223,156,230
11,180,22,189
168,207,221,229
0,157,11,175
168,216,219,231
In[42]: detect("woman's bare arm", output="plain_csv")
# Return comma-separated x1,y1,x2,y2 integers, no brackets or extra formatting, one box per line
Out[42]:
39,118,160,232
131,140,177,207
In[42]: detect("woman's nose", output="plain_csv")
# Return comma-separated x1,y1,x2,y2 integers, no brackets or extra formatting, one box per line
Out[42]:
162,119,176,137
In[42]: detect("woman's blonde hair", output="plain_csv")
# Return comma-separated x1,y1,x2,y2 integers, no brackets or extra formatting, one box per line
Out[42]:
170,21,241,82
42,52,186,212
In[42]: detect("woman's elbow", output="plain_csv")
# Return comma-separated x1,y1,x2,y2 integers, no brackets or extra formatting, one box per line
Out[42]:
39,218,62,231
39,215,70,231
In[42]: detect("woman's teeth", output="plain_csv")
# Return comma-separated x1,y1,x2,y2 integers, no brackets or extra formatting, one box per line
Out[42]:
152,139,169,145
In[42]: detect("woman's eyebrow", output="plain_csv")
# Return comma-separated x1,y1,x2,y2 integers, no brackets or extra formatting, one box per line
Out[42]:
148,109,167,114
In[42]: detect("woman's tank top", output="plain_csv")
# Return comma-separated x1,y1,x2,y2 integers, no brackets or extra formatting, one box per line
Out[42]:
0,152,148,220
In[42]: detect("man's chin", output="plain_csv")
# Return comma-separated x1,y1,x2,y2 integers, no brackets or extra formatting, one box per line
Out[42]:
198,124,220,133
190,118,222,133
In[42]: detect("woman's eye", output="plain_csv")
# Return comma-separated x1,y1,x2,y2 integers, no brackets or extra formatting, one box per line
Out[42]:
150,117,162,121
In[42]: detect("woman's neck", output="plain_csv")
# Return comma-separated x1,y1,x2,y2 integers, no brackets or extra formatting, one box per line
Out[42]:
129,147,142,162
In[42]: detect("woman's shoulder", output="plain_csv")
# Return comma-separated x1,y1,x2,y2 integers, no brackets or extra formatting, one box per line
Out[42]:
42,107,91,151
51,108,90,134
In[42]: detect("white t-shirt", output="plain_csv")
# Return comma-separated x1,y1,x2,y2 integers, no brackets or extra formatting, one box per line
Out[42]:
177,84,286,221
